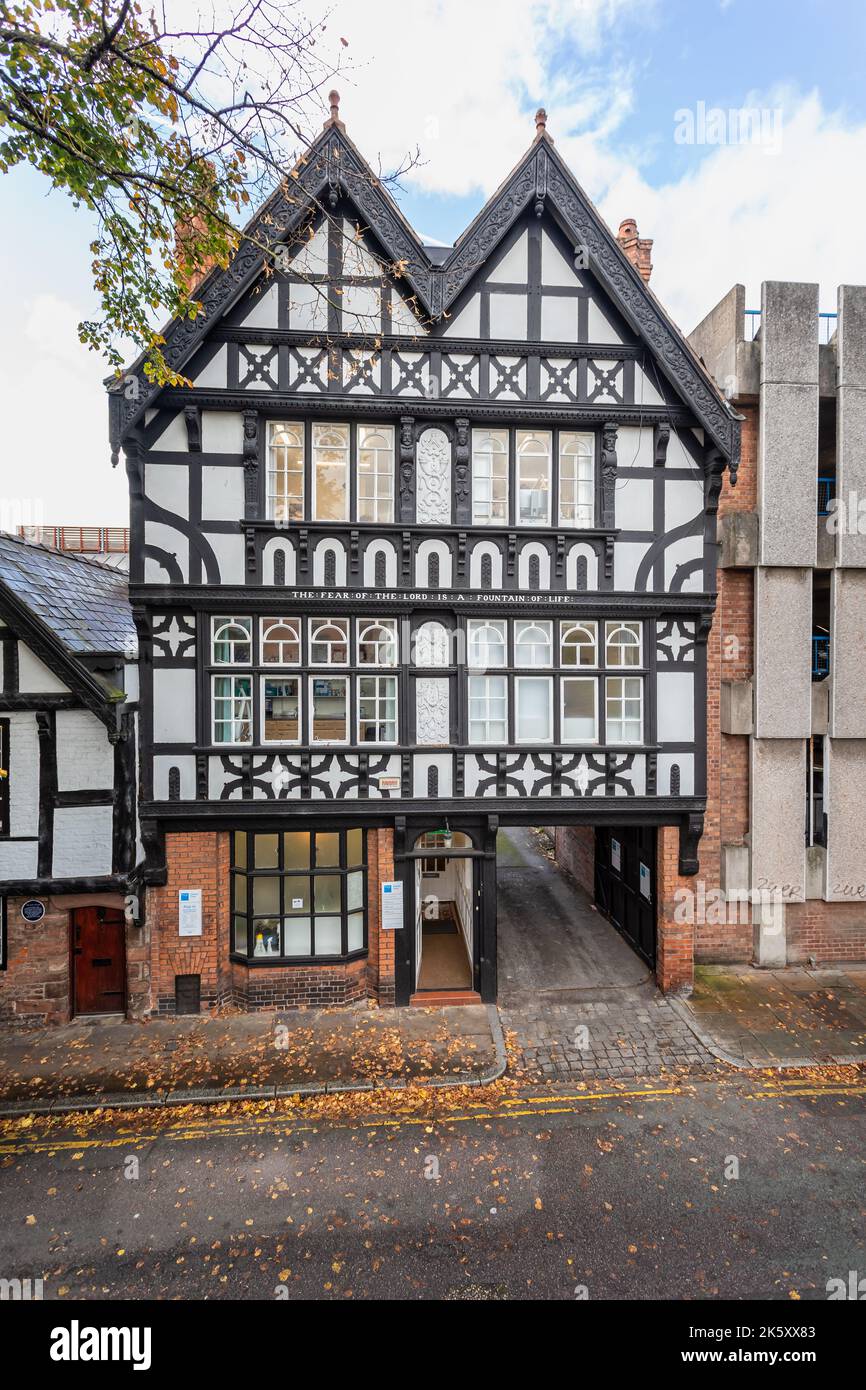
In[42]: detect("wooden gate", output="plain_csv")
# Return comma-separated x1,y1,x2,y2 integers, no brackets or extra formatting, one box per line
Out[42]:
594,826,656,968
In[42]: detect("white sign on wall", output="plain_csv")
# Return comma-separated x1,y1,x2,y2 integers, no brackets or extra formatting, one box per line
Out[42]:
381,881,404,931
178,888,203,937
639,862,651,900
611,838,621,872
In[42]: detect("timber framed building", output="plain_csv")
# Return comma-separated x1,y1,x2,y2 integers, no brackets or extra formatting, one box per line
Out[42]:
108,100,740,1012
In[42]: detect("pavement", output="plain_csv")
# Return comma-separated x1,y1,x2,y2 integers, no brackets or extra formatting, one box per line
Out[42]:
0,1002,504,1115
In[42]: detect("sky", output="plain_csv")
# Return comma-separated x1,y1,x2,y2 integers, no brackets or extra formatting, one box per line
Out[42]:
1,0,864,526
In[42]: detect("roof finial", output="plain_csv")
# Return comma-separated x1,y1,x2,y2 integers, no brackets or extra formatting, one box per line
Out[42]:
535,107,548,139
324,89,345,132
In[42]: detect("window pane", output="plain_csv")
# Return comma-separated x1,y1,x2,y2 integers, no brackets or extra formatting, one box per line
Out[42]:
516,678,551,741
309,618,349,665
253,876,280,915
252,919,281,956
268,423,304,524
233,914,248,954
285,879,310,913
357,619,398,666
314,917,342,956
313,424,349,520
261,619,300,665
472,429,509,523
283,832,310,871
561,622,597,667
346,828,364,866
263,678,299,742
357,425,394,523
559,432,594,527
605,622,642,667
467,620,506,669
515,620,552,667
234,833,247,869
316,833,340,867
347,911,364,952
254,834,279,868
212,617,252,665
358,674,398,742
311,677,348,741
562,678,597,741
517,431,551,524
315,874,342,913
347,870,364,911
233,875,246,913
283,917,311,956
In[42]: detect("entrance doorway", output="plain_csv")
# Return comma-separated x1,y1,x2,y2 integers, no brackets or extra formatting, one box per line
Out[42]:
413,832,476,994
594,826,657,968
71,906,126,1015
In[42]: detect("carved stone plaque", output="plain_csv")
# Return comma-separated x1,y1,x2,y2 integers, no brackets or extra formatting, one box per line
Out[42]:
416,427,452,525
415,678,450,745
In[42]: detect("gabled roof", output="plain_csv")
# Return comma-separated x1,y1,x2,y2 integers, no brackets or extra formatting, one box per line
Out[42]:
0,532,135,657
109,117,740,471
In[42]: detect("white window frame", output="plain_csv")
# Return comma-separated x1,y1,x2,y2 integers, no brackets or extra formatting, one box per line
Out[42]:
515,676,553,744
560,676,599,744
312,423,350,521
468,674,508,745
308,617,349,665
260,617,301,666
309,675,349,744
467,619,506,670
267,421,305,523
211,617,252,665
357,674,398,745
212,674,253,745
605,621,643,668
261,675,302,745
356,618,399,667
558,431,595,528
357,424,395,523
516,430,552,526
605,675,643,744
472,428,509,525
560,620,598,668
514,619,552,668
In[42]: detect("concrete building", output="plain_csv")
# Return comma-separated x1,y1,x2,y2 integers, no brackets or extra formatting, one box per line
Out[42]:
686,281,866,967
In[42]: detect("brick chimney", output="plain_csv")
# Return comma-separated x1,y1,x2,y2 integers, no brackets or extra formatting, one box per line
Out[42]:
617,217,653,284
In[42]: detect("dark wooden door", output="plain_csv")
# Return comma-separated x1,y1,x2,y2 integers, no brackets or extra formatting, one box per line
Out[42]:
594,826,656,968
72,907,126,1015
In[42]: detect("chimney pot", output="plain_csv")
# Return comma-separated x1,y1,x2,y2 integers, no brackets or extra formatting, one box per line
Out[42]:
616,217,653,285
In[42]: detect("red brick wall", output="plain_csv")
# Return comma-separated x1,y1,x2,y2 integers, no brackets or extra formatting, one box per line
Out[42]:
785,901,866,964
148,826,396,1014
554,825,595,896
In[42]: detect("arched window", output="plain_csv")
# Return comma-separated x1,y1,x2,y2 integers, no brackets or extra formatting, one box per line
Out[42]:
358,425,395,523
211,617,252,664
516,430,551,524
260,618,300,665
514,620,552,668
561,621,598,668
558,432,594,528
605,622,642,667
472,429,508,523
309,618,349,664
357,620,398,667
467,620,506,669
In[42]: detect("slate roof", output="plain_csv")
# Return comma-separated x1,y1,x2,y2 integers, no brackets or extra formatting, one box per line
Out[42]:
0,531,136,657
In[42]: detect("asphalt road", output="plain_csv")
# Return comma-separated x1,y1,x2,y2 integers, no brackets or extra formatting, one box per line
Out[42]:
1,1075,864,1302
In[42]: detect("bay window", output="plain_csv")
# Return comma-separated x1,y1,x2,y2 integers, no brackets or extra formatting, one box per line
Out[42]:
559,432,595,527
262,677,300,742
358,675,398,743
313,424,349,520
268,422,304,523
231,828,366,962
311,677,348,742
606,676,643,743
472,429,508,524
357,425,395,522
516,431,551,524
515,676,552,742
468,674,507,744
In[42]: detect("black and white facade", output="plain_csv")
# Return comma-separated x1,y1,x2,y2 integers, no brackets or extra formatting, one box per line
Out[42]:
110,106,739,1006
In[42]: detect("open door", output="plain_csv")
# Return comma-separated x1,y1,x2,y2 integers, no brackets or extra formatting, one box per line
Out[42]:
412,832,475,994
414,859,424,990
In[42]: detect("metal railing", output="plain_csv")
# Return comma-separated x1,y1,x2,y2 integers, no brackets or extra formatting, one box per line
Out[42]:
812,635,830,680
817,476,836,516
743,310,837,345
